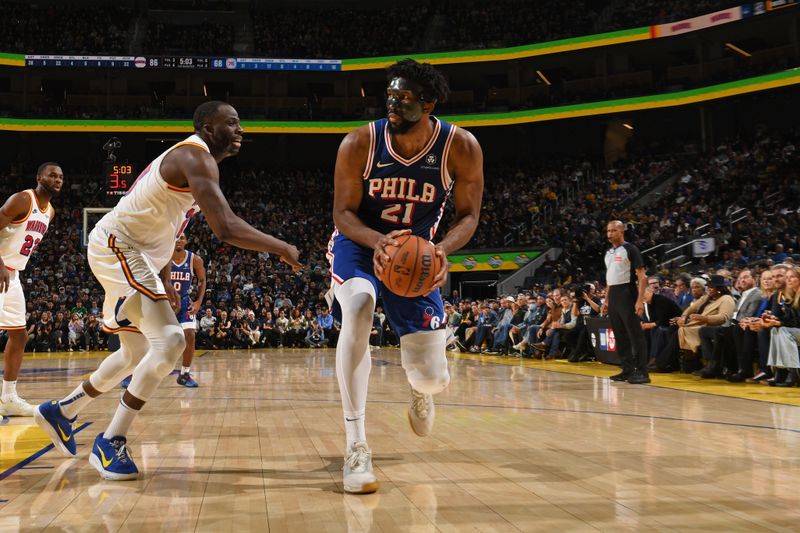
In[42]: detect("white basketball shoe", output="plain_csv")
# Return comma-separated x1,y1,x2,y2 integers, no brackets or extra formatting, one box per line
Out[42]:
343,442,379,494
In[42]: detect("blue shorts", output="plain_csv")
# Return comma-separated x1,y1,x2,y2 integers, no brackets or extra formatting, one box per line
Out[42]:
176,296,195,329
328,233,445,338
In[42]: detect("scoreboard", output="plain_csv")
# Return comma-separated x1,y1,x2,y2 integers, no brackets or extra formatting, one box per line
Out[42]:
25,55,342,71
104,162,136,197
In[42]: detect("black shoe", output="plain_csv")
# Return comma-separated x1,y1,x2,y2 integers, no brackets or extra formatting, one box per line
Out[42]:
627,370,651,384
726,371,752,383
769,368,788,387
776,369,798,387
610,369,634,382
698,360,722,379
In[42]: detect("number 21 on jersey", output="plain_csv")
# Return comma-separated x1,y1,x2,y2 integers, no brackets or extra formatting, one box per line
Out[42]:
381,203,415,225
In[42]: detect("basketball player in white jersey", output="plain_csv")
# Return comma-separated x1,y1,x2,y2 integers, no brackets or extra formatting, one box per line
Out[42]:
35,101,301,480
0,163,62,416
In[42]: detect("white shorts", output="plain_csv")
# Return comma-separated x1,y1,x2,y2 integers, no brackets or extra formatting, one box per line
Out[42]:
181,319,196,331
0,269,26,330
88,226,167,334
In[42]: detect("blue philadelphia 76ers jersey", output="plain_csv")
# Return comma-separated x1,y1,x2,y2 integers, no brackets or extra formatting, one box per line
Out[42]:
171,250,195,324
171,250,194,298
358,117,456,240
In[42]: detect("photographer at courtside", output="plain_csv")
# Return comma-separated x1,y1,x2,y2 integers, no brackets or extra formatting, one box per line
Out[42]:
602,221,650,384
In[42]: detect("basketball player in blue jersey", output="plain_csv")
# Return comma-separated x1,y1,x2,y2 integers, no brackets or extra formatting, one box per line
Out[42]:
171,233,205,387
329,59,484,494
35,102,301,481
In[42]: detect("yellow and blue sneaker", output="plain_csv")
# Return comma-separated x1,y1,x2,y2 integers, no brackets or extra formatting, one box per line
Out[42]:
89,433,139,481
34,400,77,457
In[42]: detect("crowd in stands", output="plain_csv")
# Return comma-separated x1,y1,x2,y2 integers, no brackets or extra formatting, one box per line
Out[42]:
0,2,130,55
0,125,797,392
446,258,800,388
144,21,235,56
251,5,430,59
0,0,764,57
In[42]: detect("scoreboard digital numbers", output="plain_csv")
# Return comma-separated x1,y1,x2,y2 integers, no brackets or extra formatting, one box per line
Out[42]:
105,163,135,197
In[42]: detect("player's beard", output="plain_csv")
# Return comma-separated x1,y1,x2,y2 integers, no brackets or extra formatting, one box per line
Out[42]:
40,181,61,197
387,117,418,134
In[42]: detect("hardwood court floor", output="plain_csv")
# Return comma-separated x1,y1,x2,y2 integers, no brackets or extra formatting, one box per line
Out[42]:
1,347,799,532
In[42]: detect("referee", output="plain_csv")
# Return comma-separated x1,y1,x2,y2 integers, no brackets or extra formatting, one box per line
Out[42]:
602,221,650,384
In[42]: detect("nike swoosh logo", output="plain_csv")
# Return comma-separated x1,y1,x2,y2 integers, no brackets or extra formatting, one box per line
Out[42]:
57,424,70,442
345,417,359,422
376,161,394,168
96,445,112,468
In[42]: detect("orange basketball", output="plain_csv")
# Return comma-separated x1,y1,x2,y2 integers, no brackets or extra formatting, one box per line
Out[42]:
381,235,442,297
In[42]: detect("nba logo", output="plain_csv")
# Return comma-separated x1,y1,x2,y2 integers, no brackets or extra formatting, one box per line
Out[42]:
599,328,617,352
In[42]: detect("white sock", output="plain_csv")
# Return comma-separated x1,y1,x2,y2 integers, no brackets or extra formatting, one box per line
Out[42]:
181,366,190,374
59,383,93,419
103,398,139,439
1,380,16,401
344,413,366,448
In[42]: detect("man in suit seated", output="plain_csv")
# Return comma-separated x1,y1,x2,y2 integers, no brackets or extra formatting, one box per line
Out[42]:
640,286,682,372
699,269,764,379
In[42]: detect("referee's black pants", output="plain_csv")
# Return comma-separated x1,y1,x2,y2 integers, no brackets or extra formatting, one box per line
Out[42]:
608,284,648,372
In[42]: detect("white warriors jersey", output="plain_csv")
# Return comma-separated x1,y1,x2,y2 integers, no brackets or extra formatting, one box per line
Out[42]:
0,189,53,271
96,134,206,270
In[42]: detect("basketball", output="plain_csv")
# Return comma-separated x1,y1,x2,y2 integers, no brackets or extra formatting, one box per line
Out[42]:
381,235,442,297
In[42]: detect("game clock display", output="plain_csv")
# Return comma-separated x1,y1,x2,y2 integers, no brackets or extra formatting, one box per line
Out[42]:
105,163,135,196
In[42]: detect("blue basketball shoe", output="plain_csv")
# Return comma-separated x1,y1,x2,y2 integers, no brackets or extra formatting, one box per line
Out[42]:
177,372,198,388
89,433,139,480
34,400,77,457
120,376,131,389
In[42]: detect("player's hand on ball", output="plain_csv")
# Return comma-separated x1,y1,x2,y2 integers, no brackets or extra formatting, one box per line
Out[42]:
373,229,411,279
280,244,302,272
428,244,449,293
165,283,181,313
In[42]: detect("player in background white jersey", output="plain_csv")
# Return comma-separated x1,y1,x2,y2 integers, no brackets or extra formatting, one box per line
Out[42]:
0,163,63,416
35,102,302,480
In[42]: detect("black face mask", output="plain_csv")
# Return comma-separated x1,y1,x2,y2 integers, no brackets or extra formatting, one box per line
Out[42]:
386,77,427,133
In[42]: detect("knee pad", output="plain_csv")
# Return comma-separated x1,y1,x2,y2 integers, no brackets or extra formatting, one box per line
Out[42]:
401,329,450,395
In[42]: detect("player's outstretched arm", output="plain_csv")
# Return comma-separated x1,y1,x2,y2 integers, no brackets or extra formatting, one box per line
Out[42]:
0,192,33,292
430,128,484,290
171,146,301,270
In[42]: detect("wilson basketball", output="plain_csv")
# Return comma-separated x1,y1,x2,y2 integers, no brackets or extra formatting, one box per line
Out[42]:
381,235,442,297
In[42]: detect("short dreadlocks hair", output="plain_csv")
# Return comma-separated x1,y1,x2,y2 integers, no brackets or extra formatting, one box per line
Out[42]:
387,59,450,104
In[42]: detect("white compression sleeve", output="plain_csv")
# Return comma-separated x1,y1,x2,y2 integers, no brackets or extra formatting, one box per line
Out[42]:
400,329,450,395
126,296,186,401
334,278,376,421
87,330,150,393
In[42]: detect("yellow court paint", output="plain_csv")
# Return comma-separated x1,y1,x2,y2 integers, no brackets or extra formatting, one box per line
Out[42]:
450,351,800,407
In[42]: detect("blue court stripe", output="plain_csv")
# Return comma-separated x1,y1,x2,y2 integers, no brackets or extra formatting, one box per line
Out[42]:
0,421,92,481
